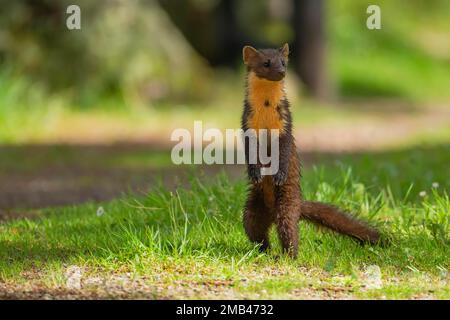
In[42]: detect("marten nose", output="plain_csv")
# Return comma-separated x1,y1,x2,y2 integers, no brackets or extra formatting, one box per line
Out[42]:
278,70,285,77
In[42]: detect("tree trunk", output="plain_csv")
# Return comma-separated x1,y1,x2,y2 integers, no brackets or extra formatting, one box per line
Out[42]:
292,0,329,100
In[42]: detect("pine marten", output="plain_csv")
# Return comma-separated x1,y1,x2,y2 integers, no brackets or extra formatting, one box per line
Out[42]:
241,44,380,258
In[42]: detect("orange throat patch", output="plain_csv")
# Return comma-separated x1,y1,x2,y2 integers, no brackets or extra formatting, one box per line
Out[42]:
247,72,285,133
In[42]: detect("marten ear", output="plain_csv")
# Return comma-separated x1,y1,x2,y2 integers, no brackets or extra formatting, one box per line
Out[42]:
280,43,289,59
243,46,259,65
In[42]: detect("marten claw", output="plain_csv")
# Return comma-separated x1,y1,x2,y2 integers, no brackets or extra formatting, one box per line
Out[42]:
273,171,287,185
248,166,262,184
250,174,262,184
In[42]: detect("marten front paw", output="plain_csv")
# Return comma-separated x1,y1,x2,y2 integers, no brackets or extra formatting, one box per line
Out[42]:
273,170,287,186
248,165,262,184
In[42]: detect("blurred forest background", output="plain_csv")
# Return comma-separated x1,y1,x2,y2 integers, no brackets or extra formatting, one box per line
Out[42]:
0,0,449,210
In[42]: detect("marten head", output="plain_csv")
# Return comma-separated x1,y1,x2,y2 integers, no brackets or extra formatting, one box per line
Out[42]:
243,44,289,81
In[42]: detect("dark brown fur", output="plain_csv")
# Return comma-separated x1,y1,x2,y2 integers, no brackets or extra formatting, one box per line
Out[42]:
241,44,380,258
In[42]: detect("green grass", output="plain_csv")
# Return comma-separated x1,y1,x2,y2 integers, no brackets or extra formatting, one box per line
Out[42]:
0,145,448,299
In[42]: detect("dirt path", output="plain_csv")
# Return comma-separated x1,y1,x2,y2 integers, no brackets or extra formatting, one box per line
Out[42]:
296,106,449,152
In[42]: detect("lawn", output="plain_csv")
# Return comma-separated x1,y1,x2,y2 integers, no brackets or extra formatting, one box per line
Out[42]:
0,143,448,299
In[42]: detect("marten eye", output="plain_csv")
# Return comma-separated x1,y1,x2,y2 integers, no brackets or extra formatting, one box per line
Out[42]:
263,60,271,68
281,59,285,67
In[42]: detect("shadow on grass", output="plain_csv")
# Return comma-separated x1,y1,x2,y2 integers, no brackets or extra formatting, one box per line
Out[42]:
0,142,448,213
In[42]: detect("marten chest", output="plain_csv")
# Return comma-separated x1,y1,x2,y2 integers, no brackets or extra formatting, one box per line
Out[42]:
247,73,285,133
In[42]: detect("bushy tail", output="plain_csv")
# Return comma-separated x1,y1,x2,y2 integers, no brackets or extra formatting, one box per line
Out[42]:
300,201,380,244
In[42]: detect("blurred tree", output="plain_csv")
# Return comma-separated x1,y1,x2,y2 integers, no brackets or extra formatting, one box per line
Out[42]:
0,0,107,95
0,0,338,105
0,0,213,106
158,0,248,66
214,0,242,66
159,0,330,99
292,0,329,100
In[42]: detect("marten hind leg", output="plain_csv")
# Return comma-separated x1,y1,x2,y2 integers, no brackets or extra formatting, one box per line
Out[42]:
275,185,301,258
243,188,274,252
